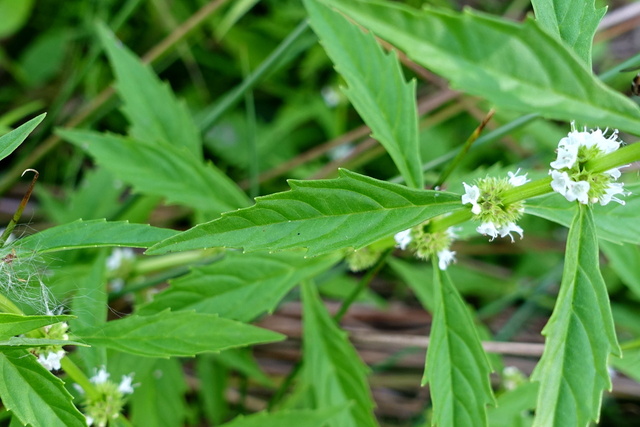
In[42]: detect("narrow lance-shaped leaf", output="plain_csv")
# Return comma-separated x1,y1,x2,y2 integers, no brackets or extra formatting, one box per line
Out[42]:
321,0,640,136
301,282,378,427
96,23,202,157
424,258,495,427
304,0,422,189
139,250,341,321
531,0,605,68
0,113,45,162
0,350,86,427
58,129,250,215
148,169,462,256
531,204,620,427
75,310,285,358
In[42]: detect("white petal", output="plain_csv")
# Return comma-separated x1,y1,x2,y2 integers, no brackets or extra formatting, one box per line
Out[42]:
508,169,529,187
605,168,622,180
600,182,628,206
37,350,65,371
118,375,135,394
90,367,110,384
565,180,590,204
476,222,499,241
549,170,570,195
461,183,482,214
497,222,524,242
394,229,412,250
437,249,456,270
550,144,579,169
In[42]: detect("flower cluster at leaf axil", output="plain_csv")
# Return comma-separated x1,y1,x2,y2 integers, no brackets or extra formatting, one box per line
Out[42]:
77,367,135,427
394,223,457,270
462,170,529,241
31,320,69,371
549,123,629,205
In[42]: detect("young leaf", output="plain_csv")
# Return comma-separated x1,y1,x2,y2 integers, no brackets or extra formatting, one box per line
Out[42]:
219,406,348,427
0,113,45,162
9,219,177,255
301,282,378,427
0,350,86,427
531,204,620,427
75,310,285,357
0,313,74,339
304,0,422,189
96,23,202,157
148,168,462,256
58,129,249,215
531,0,605,68
424,259,494,427
139,250,341,321
320,0,640,136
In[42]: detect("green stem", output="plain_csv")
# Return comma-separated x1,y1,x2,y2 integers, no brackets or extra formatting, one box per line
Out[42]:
133,249,220,275
585,142,640,174
0,169,39,246
61,356,99,400
502,177,553,205
429,209,473,233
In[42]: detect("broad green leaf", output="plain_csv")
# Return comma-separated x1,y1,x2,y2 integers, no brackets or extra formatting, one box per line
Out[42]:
600,241,640,300
531,204,620,427
487,381,538,427
0,313,73,339
0,337,86,348
7,219,177,255
304,0,422,188
0,350,86,427
76,310,285,357
531,0,605,68
58,129,249,215
97,23,202,157
0,113,45,162
0,0,34,38
526,182,640,245
148,169,462,256
139,250,341,321
424,259,494,427
219,406,348,427
301,282,378,427
321,0,640,135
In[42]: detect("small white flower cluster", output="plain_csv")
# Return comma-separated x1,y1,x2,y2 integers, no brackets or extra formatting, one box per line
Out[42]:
38,349,66,371
394,227,457,270
549,125,629,205
89,367,135,395
34,321,70,371
79,367,135,427
462,170,529,242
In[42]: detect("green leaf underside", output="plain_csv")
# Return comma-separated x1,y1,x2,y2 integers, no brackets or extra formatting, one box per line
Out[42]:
531,0,605,68
219,406,348,427
0,313,74,339
302,282,378,427
531,204,620,427
7,219,178,255
76,310,285,357
97,24,202,158
148,169,461,256
58,129,249,215
0,350,86,427
424,259,494,427
304,0,422,189
139,250,341,321
525,182,640,245
321,0,640,136
0,113,45,162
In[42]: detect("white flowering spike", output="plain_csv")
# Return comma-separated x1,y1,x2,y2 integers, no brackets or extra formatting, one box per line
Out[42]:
118,375,135,394
461,183,482,214
437,249,456,270
394,229,413,250
37,350,65,371
550,124,629,205
507,169,529,187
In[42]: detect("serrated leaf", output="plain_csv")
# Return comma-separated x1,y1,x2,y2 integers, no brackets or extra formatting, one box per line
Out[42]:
525,182,640,245
96,23,202,157
0,336,86,348
424,260,494,427
301,282,378,427
531,0,605,68
0,313,74,339
321,0,640,135
76,310,285,357
148,168,461,256
7,219,177,255
58,129,249,215
0,350,86,427
139,250,341,321
531,204,620,427
304,0,422,188
219,406,348,427
0,113,45,162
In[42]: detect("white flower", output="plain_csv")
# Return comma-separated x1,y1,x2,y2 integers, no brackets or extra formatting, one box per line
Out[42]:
118,374,135,394
90,367,110,384
476,221,523,242
476,222,500,240
565,180,590,204
436,249,456,270
85,415,94,426
37,350,65,371
550,137,579,169
497,222,524,242
461,183,481,214
599,182,628,206
106,248,135,272
394,229,412,250
507,169,529,187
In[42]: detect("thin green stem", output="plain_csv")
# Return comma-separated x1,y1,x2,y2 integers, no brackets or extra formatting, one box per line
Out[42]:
502,177,553,205
1,169,39,247
61,356,99,400
585,142,640,174
429,209,473,233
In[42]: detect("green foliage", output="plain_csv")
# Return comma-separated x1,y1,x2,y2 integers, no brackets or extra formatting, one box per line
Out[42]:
219,406,348,427
531,205,620,426
0,113,45,162
0,313,73,339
